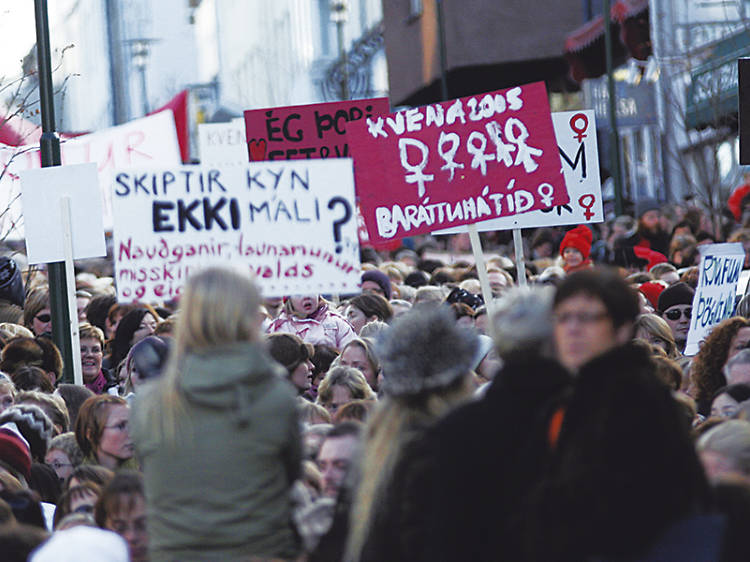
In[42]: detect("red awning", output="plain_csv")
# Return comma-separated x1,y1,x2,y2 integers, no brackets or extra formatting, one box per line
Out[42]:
564,0,650,82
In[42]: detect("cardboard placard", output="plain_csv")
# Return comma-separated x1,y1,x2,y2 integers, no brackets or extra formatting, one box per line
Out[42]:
347,82,569,243
198,118,248,166
20,163,106,264
111,159,360,302
435,110,603,234
684,243,745,356
244,97,390,162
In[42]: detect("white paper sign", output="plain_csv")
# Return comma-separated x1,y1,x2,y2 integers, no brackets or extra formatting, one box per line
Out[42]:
198,118,247,165
0,111,182,239
111,159,361,302
433,110,603,234
20,163,106,264
684,243,745,356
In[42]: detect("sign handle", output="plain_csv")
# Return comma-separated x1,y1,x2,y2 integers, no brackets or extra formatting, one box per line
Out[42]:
61,196,82,386
468,223,494,316
513,228,527,287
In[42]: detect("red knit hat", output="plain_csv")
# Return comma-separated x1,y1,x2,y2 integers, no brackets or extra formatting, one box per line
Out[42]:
638,281,667,310
0,427,32,480
560,225,593,260
632,246,668,272
728,183,750,222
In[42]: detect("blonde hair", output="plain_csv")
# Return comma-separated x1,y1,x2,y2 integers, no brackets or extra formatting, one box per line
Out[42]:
634,313,680,360
315,366,374,409
345,378,471,561
151,267,261,441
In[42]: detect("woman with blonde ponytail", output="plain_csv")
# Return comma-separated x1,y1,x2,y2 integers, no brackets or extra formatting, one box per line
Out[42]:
132,267,302,561
344,305,477,562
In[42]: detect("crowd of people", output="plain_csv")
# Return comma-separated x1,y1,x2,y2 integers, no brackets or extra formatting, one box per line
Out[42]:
4,194,750,559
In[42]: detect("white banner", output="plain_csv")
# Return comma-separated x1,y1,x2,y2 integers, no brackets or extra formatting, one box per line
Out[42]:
684,243,745,356
111,159,360,302
0,111,181,239
433,110,603,234
197,118,247,166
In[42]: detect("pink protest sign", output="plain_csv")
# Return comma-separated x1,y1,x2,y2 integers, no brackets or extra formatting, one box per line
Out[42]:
347,82,569,243
244,97,390,162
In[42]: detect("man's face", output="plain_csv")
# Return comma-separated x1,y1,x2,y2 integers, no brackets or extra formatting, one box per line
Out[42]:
317,435,358,498
661,304,691,345
553,294,628,372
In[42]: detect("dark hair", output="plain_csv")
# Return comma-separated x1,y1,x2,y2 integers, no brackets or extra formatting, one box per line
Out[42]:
28,462,61,504
347,294,393,323
332,400,374,423
0,489,45,529
0,522,49,561
56,384,95,428
85,295,117,334
0,336,63,383
712,383,750,404
312,344,339,378
553,268,640,329
110,308,151,369
11,366,53,393
64,465,114,492
94,470,144,528
445,286,484,310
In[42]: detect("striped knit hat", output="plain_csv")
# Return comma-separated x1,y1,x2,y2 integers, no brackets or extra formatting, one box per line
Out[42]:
0,404,53,462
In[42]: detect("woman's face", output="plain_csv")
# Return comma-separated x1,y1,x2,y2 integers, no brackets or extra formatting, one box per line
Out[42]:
326,385,353,414
45,448,74,483
728,327,750,361
340,345,375,388
131,313,157,346
32,307,52,336
290,360,313,393
0,387,13,414
711,392,740,419
96,405,134,468
80,337,104,383
105,494,149,562
635,327,669,354
345,305,370,334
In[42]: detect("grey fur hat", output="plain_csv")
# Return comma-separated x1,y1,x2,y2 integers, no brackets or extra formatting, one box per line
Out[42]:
378,305,478,396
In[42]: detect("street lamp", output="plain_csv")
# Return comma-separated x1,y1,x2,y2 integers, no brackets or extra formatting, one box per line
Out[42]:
126,38,157,116
330,0,349,100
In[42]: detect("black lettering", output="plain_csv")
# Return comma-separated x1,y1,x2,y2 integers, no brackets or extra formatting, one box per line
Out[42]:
162,171,175,195
177,199,203,232
559,143,587,179
153,201,175,232
203,197,228,230
115,173,130,196
208,169,226,192
283,114,303,141
314,111,333,139
265,111,283,141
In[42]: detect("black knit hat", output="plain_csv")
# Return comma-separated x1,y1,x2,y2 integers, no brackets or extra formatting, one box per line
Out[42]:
361,270,393,300
378,305,478,396
635,197,661,218
0,257,24,308
657,282,695,314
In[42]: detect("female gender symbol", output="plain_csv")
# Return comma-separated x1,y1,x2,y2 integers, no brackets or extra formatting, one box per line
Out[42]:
537,183,554,207
570,113,589,143
578,194,596,220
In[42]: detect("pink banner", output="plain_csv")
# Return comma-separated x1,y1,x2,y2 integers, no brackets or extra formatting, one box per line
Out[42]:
347,82,569,243
244,98,390,162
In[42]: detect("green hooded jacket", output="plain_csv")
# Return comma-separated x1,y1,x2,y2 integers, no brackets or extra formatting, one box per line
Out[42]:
132,341,302,561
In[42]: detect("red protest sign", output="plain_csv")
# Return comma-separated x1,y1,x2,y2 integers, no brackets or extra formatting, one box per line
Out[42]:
244,98,390,162
347,82,569,243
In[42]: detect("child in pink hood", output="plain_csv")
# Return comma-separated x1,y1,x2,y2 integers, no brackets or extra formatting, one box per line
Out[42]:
265,295,356,351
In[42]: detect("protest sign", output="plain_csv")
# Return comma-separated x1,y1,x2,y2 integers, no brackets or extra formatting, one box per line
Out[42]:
198,118,248,165
347,82,569,243
20,163,106,264
111,159,360,302
684,243,745,356
0,111,181,238
244,97,390,162
435,110,602,234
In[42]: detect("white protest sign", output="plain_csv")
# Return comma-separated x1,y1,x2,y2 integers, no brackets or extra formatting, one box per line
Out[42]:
20,163,106,264
198,118,247,165
111,159,360,302
684,243,745,356
0,111,181,238
434,110,603,234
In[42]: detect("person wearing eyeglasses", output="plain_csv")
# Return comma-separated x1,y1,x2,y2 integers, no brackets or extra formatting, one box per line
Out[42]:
552,268,640,372
656,282,695,354
74,395,137,471
45,432,83,484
